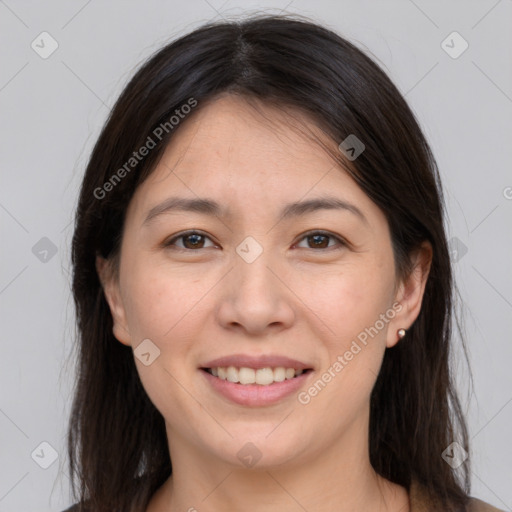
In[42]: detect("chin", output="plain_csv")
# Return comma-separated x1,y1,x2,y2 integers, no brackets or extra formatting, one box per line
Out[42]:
206,431,309,470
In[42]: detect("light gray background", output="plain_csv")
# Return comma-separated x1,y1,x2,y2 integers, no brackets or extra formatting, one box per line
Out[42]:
1,1,511,511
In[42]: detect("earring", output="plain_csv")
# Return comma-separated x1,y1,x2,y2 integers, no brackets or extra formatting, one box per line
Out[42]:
397,328,406,339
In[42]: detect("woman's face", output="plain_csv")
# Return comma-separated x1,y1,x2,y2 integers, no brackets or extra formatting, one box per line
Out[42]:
98,94,429,470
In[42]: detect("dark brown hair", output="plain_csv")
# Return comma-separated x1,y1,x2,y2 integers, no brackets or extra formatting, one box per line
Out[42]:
67,13,472,512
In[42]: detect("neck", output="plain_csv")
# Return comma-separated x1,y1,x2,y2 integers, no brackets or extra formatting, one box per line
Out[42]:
147,410,409,512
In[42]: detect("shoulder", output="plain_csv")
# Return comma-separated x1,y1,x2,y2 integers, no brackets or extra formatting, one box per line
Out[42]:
466,496,506,512
409,479,506,512
61,488,505,512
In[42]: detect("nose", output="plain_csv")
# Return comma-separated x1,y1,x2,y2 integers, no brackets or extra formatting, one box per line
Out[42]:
215,247,296,336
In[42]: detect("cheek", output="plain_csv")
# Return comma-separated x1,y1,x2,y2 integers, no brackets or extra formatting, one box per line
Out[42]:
299,271,392,416
302,262,391,342
121,266,208,424
121,258,207,341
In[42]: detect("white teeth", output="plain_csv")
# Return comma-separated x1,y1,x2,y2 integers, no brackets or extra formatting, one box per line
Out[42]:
238,367,255,384
254,367,274,385
226,366,238,383
208,366,306,385
273,367,286,382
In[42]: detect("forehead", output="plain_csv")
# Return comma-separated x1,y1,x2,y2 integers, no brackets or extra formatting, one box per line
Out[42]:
126,95,381,228
160,95,340,178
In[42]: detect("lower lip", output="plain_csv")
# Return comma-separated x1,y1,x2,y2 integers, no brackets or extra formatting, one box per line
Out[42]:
200,369,312,406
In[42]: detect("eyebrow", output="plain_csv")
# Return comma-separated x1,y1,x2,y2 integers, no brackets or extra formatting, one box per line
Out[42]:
142,195,369,227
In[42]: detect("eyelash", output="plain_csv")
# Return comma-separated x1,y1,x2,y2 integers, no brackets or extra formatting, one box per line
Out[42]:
162,229,347,252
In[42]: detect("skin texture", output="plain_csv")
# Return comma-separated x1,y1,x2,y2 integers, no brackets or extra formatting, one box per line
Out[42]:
97,94,431,512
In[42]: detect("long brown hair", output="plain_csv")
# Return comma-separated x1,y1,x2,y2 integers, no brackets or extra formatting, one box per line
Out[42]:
67,13,472,511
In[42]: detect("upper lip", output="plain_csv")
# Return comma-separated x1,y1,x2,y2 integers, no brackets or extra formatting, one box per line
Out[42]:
201,354,313,370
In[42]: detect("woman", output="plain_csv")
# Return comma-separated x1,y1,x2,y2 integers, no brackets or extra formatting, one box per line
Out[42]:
63,14,503,512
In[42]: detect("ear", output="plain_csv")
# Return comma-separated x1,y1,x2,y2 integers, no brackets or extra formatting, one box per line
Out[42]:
386,241,433,348
96,255,132,346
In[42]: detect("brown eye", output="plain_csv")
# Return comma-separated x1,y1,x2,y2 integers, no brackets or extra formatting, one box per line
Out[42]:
295,231,345,250
164,231,215,250
163,230,345,252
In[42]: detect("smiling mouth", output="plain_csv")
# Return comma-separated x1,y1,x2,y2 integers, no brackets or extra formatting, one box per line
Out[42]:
201,366,313,386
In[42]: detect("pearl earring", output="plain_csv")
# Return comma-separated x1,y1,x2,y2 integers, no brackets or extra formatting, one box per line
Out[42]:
397,328,406,339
